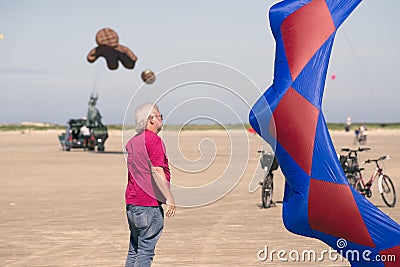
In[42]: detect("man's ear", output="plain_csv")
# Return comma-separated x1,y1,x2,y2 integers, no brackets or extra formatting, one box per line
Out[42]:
148,116,155,125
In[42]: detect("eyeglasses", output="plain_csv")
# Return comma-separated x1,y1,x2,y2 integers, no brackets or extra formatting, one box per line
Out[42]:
152,114,163,120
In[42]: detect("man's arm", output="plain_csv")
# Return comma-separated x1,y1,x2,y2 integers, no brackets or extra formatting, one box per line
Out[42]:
151,166,175,218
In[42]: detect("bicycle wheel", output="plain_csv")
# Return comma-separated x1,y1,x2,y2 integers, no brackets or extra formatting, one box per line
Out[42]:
381,175,396,207
355,180,365,196
261,173,274,208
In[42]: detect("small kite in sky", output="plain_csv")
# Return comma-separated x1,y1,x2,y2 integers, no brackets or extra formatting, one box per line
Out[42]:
141,69,156,84
87,28,137,70
249,0,400,266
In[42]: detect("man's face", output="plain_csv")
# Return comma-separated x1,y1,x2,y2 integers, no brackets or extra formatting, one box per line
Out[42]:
152,108,163,133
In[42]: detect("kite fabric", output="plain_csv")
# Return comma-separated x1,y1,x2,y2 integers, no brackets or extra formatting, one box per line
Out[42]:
249,0,400,266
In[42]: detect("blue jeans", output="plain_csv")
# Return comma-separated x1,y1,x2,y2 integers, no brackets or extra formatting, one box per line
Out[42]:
125,205,164,267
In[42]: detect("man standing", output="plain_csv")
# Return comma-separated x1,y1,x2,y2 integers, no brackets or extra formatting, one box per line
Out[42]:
79,123,91,150
125,103,175,267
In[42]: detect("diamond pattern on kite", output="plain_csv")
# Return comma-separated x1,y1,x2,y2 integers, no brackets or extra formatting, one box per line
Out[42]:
281,0,335,80
308,178,375,247
379,245,400,267
270,87,319,175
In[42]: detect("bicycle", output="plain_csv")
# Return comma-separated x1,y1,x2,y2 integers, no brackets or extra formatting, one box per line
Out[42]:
339,147,370,187
354,155,396,207
353,128,368,145
258,150,279,208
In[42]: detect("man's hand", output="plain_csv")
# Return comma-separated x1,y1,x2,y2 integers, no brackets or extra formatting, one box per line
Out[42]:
165,199,176,218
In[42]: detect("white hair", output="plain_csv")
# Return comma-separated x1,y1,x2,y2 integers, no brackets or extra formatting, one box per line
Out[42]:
135,103,158,133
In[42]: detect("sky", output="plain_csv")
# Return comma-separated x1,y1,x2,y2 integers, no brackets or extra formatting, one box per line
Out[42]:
0,0,399,126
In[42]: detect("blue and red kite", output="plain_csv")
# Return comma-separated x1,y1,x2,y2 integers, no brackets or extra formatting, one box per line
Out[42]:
249,0,400,266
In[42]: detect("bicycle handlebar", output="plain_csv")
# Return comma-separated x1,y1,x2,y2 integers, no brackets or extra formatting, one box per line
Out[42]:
341,147,370,153
363,155,390,164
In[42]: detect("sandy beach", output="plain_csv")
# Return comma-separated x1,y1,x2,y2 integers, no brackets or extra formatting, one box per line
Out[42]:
0,129,399,266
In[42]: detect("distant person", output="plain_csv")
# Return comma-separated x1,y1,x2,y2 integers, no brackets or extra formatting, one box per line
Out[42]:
359,124,368,144
124,103,175,267
354,128,360,145
80,124,91,150
353,124,368,145
345,116,352,132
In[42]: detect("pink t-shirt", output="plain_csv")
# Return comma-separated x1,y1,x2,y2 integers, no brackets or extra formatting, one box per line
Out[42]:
125,130,170,206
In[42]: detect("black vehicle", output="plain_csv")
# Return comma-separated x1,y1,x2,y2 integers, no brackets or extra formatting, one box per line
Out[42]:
58,118,108,152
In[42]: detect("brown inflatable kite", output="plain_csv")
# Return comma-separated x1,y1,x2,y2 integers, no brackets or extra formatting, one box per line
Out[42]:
141,69,156,84
87,28,137,70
